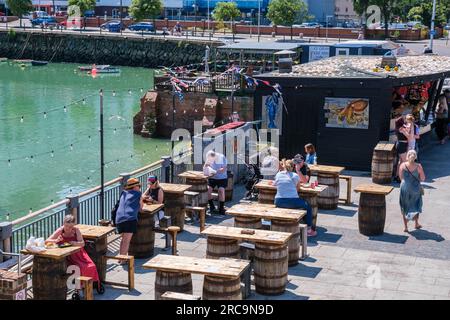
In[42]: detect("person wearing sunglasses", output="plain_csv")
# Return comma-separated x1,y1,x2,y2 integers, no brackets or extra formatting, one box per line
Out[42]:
143,175,165,225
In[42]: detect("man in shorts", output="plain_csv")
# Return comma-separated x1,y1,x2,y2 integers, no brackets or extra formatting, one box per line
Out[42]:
204,150,228,214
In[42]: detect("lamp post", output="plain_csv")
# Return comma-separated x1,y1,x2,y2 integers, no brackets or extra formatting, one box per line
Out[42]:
119,0,123,35
257,0,261,42
429,0,437,52
207,0,210,32
99,89,105,220
193,2,198,37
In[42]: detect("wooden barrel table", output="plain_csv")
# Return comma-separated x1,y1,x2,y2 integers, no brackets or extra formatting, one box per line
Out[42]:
317,173,340,210
203,276,242,300
355,184,394,236
234,216,262,229
206,237,240,259
271,220,299,266
32,256,69,300
372,142,395,184
184,177,208,208
155,270,193,300
84,237,108,282
129,211,156,259
253,243,288,295
165,193,186,231
358,193,386,236
258,188,276,205
160,183,192,232
298,190,318,230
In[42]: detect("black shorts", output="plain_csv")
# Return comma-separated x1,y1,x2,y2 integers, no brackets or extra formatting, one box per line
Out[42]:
117,220,138,234
208,178,228,189
397,141,408,155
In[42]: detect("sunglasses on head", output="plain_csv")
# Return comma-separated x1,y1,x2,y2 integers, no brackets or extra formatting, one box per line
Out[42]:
148,177,157,184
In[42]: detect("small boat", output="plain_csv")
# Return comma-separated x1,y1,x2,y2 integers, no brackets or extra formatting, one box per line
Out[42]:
93,67,121,74
0,58,7,63
78,64,110,71
13,59,32,64
31,60,48,66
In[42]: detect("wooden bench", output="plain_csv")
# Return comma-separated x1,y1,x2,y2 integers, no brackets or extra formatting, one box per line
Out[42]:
161,291,201,300
143,254,250,300
103,254,134,291
339,175,352,205
77,276,94,300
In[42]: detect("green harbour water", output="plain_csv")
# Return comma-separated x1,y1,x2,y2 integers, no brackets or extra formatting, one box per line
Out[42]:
0,62,169,222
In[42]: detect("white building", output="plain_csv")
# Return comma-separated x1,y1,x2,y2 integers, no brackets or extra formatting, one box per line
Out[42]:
334,0,359,23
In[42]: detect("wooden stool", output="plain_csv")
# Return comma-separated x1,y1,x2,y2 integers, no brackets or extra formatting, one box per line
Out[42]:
77,276,94,300
161,291,201,300
168,226,180,256
339,175,352,205
185,206,206,232
103,255,135,290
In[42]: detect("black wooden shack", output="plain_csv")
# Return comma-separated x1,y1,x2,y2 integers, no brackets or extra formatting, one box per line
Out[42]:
253,55,450,170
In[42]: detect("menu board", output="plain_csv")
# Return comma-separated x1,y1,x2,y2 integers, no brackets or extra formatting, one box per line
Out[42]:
309,46,330,62
324,97,370,129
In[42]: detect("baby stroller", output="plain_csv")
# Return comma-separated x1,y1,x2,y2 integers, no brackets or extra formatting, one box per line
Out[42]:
242,163,263,201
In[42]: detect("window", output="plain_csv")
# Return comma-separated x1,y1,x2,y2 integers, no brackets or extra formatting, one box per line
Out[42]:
336,48,350,56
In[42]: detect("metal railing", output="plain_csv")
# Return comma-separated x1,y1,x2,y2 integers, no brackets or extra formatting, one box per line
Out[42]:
8,158,168,253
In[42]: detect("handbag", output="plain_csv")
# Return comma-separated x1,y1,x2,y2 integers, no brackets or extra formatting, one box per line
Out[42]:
405,166,424,196
111,192,123,226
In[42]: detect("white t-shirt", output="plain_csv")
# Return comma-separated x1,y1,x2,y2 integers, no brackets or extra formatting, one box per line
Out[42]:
273,171,300,199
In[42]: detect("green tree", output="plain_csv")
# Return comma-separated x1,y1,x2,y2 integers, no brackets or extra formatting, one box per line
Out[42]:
6,0,32,27
267,0,307,39
67,0,96,16
212,2,241,35
352,0,370,25
407,2,447,27
129,0,162,33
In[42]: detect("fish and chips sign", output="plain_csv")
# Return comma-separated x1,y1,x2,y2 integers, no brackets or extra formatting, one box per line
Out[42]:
324,98,370,129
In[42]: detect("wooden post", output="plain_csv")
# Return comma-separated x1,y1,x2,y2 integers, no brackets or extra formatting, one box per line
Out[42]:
161,156,171,183
199,208,206,232
0,222,13,262
66,195,79,224
128,256,135,290
119,172,131,193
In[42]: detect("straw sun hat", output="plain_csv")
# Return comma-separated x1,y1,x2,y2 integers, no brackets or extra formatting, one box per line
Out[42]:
124,178,141,190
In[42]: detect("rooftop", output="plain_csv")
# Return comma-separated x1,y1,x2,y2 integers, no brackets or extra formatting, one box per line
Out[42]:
218,40,305,54
259,55,450,79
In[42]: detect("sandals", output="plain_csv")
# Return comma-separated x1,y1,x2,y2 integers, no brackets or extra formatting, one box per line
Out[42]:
415,225,422,230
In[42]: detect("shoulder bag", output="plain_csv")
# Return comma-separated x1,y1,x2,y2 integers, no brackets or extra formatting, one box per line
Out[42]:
405,165,424,196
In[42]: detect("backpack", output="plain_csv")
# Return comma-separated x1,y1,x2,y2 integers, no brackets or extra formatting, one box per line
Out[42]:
111,192,123,226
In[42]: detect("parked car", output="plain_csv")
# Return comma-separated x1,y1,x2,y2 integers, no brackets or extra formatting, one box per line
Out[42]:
444,24,450,30
84,10,95,18
31,11,47,19
0,12,5,17
297,22,321,28
55,11,67,17
101,20,125,32
31,16,58,28
128,22,155,32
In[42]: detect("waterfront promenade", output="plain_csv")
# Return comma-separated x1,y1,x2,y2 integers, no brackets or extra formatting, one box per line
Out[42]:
95,138,450,300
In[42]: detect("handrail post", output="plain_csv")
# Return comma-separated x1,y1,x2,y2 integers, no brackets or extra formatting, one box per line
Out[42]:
0,222,13,262
66,195,80,224
119,173,131,193
161,156,171,183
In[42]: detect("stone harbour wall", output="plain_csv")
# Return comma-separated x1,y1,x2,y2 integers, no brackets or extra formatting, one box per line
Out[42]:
134,90,254,138
0,30,219,67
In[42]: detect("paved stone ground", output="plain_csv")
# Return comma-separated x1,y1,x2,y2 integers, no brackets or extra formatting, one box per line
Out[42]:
97,138,450,300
